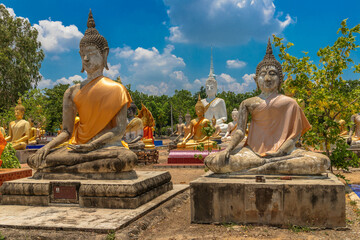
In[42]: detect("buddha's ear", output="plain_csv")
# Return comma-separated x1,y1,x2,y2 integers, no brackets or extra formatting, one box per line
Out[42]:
254,76,260,91
103,48,109,70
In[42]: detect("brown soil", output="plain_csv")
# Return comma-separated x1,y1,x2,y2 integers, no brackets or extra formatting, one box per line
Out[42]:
0,149,360,240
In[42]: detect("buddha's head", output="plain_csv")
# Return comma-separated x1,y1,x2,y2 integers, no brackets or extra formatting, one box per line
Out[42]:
195,95,208,117
339,119,346,126
14,98,25,120
128,102,137,118
205,78,217,98
212,115,216,126
79,10,109,75
231,108,239,122
178,116,183,124
254,38,283,94
185,111,191,124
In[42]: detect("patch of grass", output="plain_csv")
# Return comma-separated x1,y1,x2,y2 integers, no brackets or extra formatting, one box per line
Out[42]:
346,218,354,224
106,230,116,240
288,224,311,233
0,232,5,240
350,200,357,206
222,222,236,228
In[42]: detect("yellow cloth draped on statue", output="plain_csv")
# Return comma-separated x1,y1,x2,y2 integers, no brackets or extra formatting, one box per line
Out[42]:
71,76,132,144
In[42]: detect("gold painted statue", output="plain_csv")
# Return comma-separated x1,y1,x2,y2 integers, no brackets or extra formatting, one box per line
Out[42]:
210,116,221,140
124,102,145,150
138,104,155,149
347,113,360,146
177,95,216,150
5,99,31,150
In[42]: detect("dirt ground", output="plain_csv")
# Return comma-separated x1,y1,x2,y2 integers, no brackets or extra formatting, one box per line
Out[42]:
0,149,360,240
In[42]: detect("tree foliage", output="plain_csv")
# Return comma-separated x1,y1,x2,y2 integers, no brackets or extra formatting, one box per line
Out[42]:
0,5,44,112
273,19,360,170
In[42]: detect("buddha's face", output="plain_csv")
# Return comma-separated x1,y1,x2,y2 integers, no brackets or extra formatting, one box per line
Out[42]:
178,117,183,124
257,65,280,93
206,81,217,98
185,115,191,124
127,108,135,118
232,111,239,122
14,109,24,120
79,45,104,74
195,106,204,117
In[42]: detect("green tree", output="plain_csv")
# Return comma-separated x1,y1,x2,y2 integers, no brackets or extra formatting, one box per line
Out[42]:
0,5,44,112
44,83,70,132
273,19,360,171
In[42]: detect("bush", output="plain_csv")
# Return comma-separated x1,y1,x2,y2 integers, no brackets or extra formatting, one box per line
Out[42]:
1,143,21,168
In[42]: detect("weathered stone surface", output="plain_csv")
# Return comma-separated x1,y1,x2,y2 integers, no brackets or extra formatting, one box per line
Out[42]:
190,173,345,228
80,182,173,208
0,185,188,232
32,170,138,180
0,171,173,209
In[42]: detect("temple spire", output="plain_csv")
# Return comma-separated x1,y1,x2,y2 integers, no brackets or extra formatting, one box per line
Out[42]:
209,47,215,78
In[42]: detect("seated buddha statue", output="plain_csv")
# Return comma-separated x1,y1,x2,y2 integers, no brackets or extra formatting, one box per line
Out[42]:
177,96,217,150
210,116,221,140
5,99,31,150
28,118,39,145
124,102,145,150
172,116,185,142
184,111,192,138
201,50,228,133
339,119,348,138
347,113,360,146
205,39,330,175
28,10,137,179
222,108,239,142
138,104,155,149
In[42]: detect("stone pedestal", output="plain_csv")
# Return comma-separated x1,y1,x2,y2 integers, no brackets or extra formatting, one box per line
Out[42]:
190,173,345,228
0,168,33,187
15,149,37,164
0,171,173,209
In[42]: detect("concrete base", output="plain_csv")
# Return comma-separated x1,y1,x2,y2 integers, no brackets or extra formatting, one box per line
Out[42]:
0,171,173,209
15,149,37,164
0,184,188,233
190,173,345,228
168,150,220,164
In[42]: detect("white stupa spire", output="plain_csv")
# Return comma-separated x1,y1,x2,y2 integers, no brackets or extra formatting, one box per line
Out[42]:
208,47,215,79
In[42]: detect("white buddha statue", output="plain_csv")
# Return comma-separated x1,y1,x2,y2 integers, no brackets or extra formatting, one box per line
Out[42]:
201,49,228,133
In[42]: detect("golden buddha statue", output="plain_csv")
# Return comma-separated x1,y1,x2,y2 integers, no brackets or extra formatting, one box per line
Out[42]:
177,96,217,150
210,116,221,140
124,102,145,150
347,113,360,146
5,99,31,150
205,39,330,174
138,104,155,149
339,119,348,137
28,10,137,178
28,118,39,145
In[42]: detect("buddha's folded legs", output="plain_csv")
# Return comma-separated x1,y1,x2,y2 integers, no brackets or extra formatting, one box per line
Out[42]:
28,146,137,173
205,147,330,175
247,149,330,175
12,142,26,150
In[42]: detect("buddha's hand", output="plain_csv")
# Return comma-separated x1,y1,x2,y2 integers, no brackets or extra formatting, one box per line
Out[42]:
69,143,96,153
33,145,51,168
264,149,286,158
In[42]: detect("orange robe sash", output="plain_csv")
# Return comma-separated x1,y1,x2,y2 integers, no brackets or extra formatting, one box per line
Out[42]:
246,94,311,157
143,126,154,143
72,76,132,144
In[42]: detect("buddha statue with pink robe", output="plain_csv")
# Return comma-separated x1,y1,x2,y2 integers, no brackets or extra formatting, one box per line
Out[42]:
205,39,330,175
27,10,137,179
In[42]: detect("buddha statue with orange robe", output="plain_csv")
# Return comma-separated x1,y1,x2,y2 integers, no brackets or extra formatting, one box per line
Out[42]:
210,116,221,140
5,99,31,150
177,96,216,150
27,10,137,179
205,39,330,174
138,104,155,149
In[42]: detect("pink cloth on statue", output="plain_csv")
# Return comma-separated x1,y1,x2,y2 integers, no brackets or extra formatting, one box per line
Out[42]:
245,93,311,157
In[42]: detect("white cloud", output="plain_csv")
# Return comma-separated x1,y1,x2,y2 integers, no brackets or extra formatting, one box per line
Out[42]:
164,0,294,46
217,73,256,93
226,59,247,69
33,20,83,53
104,63,121,79
111,45,187,95
55,74,84,85
36,76,54,89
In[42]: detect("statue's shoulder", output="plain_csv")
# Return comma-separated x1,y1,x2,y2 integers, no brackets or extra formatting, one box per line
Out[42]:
64,84,80,98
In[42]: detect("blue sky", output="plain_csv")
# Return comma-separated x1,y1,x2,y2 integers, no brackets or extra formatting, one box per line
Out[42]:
2,0,360,95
